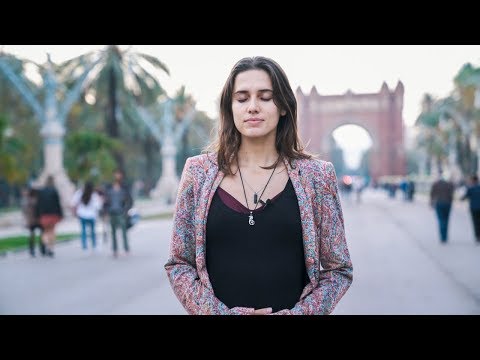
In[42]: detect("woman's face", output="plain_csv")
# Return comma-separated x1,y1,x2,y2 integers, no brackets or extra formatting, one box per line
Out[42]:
232,69,286,141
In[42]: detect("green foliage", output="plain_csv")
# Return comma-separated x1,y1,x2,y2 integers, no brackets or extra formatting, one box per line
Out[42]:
416,112,440,128
0,54,43,182
454,63,480,88
0,114,28,183
65,130,121,183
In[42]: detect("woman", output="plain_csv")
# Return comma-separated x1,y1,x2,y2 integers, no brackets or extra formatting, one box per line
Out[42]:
20,187,45,257
36,175,63,257
165,56,353,315
71,181,103,251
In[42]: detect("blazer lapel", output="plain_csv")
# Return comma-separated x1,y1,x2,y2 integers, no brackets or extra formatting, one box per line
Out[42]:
285,159,318,287
196,163,224,288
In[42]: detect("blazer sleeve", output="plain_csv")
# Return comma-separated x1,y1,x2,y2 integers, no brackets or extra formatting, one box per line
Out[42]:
164,158,252,315
274,162,353,315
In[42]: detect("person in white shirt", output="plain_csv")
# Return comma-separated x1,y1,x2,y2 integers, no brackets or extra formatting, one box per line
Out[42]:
71,181,104,251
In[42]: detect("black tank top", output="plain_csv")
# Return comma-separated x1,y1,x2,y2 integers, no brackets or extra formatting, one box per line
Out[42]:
206,179,309,312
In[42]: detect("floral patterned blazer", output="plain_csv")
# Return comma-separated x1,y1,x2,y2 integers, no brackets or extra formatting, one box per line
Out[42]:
164,153,353,315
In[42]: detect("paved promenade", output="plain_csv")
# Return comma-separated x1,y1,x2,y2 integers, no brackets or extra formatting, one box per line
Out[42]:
1,189,478,314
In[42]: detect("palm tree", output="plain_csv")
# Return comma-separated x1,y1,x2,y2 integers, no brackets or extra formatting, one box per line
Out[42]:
454,63,480,174
454,63,480,108
64,130,121,184
415,94,449,175
59,45,170,172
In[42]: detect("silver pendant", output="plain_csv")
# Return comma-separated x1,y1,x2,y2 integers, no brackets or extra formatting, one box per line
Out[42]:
248,213,255,226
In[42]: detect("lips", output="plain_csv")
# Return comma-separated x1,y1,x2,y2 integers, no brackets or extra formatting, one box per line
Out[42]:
245,118,263,122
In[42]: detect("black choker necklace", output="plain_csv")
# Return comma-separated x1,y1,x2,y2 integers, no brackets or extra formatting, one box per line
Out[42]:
237,158,279,226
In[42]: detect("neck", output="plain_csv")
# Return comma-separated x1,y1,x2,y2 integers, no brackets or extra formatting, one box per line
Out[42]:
237,138,278,169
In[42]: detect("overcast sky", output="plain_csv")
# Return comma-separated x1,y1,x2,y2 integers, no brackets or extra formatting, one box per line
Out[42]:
4,45,479,125
3,45,480,167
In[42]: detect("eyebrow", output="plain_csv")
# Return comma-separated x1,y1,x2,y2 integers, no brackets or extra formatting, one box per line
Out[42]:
233,89,273,95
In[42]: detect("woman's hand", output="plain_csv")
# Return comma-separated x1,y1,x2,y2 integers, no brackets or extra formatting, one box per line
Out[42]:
252,307,272,315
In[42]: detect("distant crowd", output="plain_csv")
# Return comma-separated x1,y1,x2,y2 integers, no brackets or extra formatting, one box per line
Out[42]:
21,169,137,258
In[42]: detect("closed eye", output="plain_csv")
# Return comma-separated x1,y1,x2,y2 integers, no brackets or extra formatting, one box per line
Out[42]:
236,98,272,103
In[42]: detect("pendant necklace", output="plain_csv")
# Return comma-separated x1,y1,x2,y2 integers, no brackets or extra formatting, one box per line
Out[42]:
237,157,279,226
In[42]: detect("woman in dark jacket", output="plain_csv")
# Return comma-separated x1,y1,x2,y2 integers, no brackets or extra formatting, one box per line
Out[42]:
36,175,63,257
21,187,46,257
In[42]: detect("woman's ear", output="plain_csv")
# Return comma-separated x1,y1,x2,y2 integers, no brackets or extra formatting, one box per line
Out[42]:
281,110,287,116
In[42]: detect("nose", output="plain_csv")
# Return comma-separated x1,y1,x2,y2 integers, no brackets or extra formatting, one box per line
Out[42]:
247,98,259,114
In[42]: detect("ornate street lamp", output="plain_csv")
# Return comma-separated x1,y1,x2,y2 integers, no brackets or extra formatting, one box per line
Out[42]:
128,97,196,205
0,52,100,208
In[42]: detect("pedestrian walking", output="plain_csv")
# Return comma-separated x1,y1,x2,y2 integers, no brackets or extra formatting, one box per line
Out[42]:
461,174,480,244
104,170,133,258
36,176,63,257
71,181,103,252
20,187,45,257
430,173,454,243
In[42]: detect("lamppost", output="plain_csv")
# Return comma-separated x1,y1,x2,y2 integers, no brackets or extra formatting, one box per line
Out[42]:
131,97,196,205
151,99,179,204
0,53,100,209
438,111,462,182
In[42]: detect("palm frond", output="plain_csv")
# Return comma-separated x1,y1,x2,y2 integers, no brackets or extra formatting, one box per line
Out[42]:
136,53,170,75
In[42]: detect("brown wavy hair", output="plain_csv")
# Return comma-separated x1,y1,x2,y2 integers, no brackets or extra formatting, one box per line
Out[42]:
207,56,311,175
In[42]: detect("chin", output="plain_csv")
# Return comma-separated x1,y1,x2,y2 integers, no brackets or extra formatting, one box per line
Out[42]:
243,131,267,139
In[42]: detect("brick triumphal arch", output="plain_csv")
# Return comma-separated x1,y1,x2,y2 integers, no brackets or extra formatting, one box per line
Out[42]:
296,82,406,181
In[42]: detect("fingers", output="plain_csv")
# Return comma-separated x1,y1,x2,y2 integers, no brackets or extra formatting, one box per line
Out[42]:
252,307,272,315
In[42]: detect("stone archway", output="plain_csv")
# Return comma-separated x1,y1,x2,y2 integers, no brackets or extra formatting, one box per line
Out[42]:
296,82,406,181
